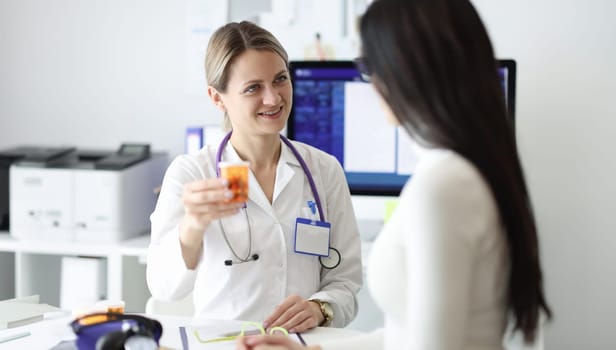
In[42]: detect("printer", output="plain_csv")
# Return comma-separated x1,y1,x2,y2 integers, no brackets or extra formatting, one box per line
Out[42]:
9,144,168,243
0,146,77,231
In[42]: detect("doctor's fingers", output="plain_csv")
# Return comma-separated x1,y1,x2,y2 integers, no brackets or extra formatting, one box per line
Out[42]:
265,296,318,332
237,335,305,350
184,178,228,192
180,207,240,236
263,294,307,327
276,306,319,333
185,203,242,222
183,187,233,206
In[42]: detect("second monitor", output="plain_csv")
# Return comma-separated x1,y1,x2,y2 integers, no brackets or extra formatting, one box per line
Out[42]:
287,60,516,196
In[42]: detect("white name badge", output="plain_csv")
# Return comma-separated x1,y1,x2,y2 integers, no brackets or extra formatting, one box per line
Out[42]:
294,218,331,257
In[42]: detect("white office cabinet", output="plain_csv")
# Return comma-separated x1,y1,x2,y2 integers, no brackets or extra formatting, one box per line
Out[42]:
0,233,151,312
72,155,166,243
10,154,167,244
9,168,74,241
60,256,107,309
2,152,167,312
72,171,118,240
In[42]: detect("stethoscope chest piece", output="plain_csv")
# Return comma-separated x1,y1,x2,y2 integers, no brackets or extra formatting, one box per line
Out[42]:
319,247,341,269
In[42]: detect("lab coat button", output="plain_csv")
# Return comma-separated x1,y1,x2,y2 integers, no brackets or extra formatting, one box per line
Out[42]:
278,263,283,268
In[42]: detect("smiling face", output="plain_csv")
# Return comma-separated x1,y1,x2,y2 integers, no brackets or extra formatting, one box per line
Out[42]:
208,49,292,138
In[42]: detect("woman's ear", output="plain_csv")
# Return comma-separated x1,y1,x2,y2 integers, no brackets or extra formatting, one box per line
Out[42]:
207,86,226,112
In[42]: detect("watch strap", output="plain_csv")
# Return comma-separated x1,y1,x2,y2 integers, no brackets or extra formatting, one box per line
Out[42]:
310,299,333,327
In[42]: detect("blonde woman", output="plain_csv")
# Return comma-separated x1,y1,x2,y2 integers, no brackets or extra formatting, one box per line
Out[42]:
146,21,362,333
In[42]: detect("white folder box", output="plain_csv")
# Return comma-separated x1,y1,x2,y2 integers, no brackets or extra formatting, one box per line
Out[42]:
60,256,107,310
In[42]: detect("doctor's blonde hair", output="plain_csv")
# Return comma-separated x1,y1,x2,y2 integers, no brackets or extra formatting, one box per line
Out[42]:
205,21,289,131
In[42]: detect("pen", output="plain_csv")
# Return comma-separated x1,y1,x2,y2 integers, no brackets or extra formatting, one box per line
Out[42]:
0,331,31,344
307,201,316,215
296,333,307,346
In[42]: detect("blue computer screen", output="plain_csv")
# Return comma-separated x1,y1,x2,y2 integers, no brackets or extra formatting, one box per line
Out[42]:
288,60,515,196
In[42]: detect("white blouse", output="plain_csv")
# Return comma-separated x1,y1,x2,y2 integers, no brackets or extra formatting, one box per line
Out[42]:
322,149,510,350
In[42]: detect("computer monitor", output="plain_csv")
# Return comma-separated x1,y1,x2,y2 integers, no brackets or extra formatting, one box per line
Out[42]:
287,59,516,196
498,59,516,129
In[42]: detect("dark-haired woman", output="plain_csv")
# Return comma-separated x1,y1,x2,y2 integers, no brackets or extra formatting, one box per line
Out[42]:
237,0,551,349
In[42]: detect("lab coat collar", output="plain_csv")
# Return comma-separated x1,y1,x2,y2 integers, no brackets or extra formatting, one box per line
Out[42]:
218,141,242,163
272,141,300,202
217,136,300,166
279,138,301,167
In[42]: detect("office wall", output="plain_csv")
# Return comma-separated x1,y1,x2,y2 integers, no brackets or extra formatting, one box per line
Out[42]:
472,1,616,349
0,0,215,155
1,0,615,349
0,0,352,156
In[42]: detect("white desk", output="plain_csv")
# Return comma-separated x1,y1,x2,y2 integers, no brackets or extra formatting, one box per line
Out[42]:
0,314,363,349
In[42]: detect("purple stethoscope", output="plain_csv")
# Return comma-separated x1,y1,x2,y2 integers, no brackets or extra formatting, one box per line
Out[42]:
216,131,340,268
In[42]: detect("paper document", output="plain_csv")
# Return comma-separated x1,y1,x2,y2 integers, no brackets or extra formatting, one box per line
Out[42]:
0,295,40,305
179,319,304,350
0,301,62,329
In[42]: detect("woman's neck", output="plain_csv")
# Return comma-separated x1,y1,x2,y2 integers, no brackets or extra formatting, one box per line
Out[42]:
229,132,281,171
229,132,281,204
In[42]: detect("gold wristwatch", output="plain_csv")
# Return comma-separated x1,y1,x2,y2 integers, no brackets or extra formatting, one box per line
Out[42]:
310,299,334,327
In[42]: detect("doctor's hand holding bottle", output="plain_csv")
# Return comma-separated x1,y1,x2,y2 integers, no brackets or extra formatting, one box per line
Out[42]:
178,178,243,269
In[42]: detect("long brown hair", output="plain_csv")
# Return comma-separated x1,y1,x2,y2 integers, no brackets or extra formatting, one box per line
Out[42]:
359,0,551,343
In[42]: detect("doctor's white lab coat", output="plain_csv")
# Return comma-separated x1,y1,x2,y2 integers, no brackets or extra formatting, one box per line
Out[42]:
146,139,363,327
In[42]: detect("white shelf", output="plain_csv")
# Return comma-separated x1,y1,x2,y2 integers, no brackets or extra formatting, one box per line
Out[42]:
0,232,151,312
119,235,150,257
0,233,149,257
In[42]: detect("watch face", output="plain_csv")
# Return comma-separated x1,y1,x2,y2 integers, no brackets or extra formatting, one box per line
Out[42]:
322,302,333,316
321,301,334,326
319,247,341,269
